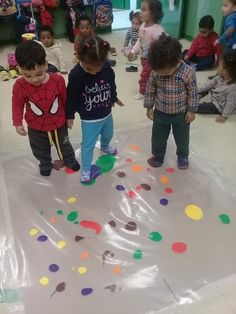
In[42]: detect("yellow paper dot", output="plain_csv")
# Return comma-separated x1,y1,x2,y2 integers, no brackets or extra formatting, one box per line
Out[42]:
67,197,77,203
131,164,143,173
80,251,90,260
185,204,204,220
78,267,87,274
113,265,121,273
57,240,66,249
29,228,39,236
39,276,49,286
160,175,170,185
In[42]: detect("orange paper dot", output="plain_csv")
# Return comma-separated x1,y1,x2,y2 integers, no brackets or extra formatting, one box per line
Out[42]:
160,175,170,185
80,251,90,260
129,144,140,152
113,265,121,273
131,164,143,173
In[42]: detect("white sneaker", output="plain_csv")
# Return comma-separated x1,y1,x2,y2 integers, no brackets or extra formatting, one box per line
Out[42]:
133,93,144,100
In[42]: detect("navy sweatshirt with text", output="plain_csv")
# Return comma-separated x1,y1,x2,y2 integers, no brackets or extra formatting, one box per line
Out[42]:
66,61,118,120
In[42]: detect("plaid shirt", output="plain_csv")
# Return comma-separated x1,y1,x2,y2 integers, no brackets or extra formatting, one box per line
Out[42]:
144,62,199,114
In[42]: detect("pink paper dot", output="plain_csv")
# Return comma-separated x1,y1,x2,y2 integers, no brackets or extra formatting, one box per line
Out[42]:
127,190,136,198
165,188,173,194
166,167,175,174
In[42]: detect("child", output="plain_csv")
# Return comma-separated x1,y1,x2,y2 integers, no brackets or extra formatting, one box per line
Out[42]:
122,11,141,57
129,0,165,100
74,15,93,59
66,35,124,183
12,40,80,176
144,35,198,170
39,25,67,74
183,15,222,71
215,0,236,51
197,50,236,123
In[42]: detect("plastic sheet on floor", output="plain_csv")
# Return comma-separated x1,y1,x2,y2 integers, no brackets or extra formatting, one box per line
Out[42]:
1,126,236,314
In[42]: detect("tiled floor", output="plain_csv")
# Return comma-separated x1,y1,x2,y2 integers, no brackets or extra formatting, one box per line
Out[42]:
1,31,236,313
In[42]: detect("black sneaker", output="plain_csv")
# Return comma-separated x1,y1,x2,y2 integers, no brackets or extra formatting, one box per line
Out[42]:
69,163,80,172
126,66,138,72
178,157,189,170
40,169,52,176
147,156,163,168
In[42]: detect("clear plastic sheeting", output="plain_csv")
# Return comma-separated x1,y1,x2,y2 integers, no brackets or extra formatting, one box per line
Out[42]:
1,126,236,314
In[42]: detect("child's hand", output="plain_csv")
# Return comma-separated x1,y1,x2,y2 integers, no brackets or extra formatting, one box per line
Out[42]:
15,125,27,136
215,115,227,123
60,71,68,75
128,52,136,61
214,39,219,46
115,99,125,107
184,55,189,61
67,119,74,129
185,111,195,123
146,108,154,120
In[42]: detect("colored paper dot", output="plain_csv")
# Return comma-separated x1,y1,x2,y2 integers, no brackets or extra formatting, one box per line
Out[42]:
78,267,87,274
166,167,175,174
81,288,93,296
131,164,143,173
37,235,48,242
116,171,126,178
149,231,162,242
160,198,169,206
125,158,132,163
67,197,77,203
80,251,90,260
29,228,39,236
65,167,76,174
127,190,136,198
57,240,66,249
185,204,203,220
133,249,142,260
172,242,187,254
113,265,121,273
130,144,140,152
135,185,143,191
56,210,64,215
165,188,173,194
140,183,151,191
116,185,125,191
219,214,231,224
50,217,57,223
67,211,78,222
160,175,170,185
49,264,59,272
39,277,49,286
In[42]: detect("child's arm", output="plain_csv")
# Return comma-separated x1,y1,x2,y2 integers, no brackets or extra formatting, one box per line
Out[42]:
216,17,235,46
12,81,27,136
123,29,131,47
110,68,124,106
58,76,67,110
55,47,67,74
198,77,218,94
144,71,156,120
185,70,199,123
185,35,200,60
66,70,80,128
218,89,236,123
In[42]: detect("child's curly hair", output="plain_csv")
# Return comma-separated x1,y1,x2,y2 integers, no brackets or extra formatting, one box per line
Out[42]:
129,10,142,23
221,50,236,83
148,34,182,70
142,0,163,23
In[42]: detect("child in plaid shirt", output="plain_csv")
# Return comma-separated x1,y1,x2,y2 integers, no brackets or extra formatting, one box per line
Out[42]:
144,35,199,169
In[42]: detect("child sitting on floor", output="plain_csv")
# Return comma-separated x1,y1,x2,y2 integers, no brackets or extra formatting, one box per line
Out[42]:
197,50,236,123
122,11,141,58
183,15,221,71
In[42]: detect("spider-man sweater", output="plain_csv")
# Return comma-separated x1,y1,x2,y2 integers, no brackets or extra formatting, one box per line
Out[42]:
66,61,118,120
12,73,67,131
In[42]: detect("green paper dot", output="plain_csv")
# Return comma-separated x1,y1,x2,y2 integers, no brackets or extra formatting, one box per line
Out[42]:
149,231,162,242
96,155,116,174
133,249,142,260
57,210,64,215
219,214,231,224
67,211,78,222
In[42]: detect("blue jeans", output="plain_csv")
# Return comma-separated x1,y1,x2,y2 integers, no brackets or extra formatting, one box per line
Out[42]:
81,114,113,172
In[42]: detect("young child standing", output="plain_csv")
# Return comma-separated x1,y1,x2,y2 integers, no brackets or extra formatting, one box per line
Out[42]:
197,50,236,123
74,15,93,59
122,11,141,57
39,26,67,74
12,40,80,176
144,35,198,170
129,0,165,100
183,15,222,71
215,0,236,51
66,35,124,183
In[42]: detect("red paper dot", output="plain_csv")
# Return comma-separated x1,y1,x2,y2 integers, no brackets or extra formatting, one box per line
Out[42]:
165,188,173,194
172,242,187,254
127,190,136,198
65,167,76,174
135,185,143,191
125,158,132,163
166,168,175,174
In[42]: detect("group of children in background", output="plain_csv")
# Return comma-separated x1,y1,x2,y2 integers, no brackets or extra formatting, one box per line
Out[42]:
11,0,236,182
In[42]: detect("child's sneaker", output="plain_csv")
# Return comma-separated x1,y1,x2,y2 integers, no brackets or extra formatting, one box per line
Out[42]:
178,157,189,170
80,170,91,183
133,93,144,100
40,168,52,176
101,146,118,156
147,156,163,168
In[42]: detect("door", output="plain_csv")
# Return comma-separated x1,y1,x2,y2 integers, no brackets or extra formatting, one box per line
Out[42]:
112,0,130,9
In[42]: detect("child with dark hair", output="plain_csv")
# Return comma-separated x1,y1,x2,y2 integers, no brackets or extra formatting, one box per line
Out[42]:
66,35,124,183
12,40,80,176
39,25,67,74
144,35,198,170
197,50,236,122
122,11,141,57
183,15,221,71
129,0,165,100
215,0,236,51
74,15,93,58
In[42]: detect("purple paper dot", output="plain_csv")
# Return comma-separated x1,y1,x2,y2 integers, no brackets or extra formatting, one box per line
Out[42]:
81,288,93,296
160,198,169,206
49,264,59,272
37,235,48,242
116,185,125,191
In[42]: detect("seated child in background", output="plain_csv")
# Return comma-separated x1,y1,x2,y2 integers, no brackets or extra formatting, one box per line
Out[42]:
197,50,236,123
39,25,67,74
183,15,221,71
74,15,93,59
122,11,141,57
12,40,80,176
